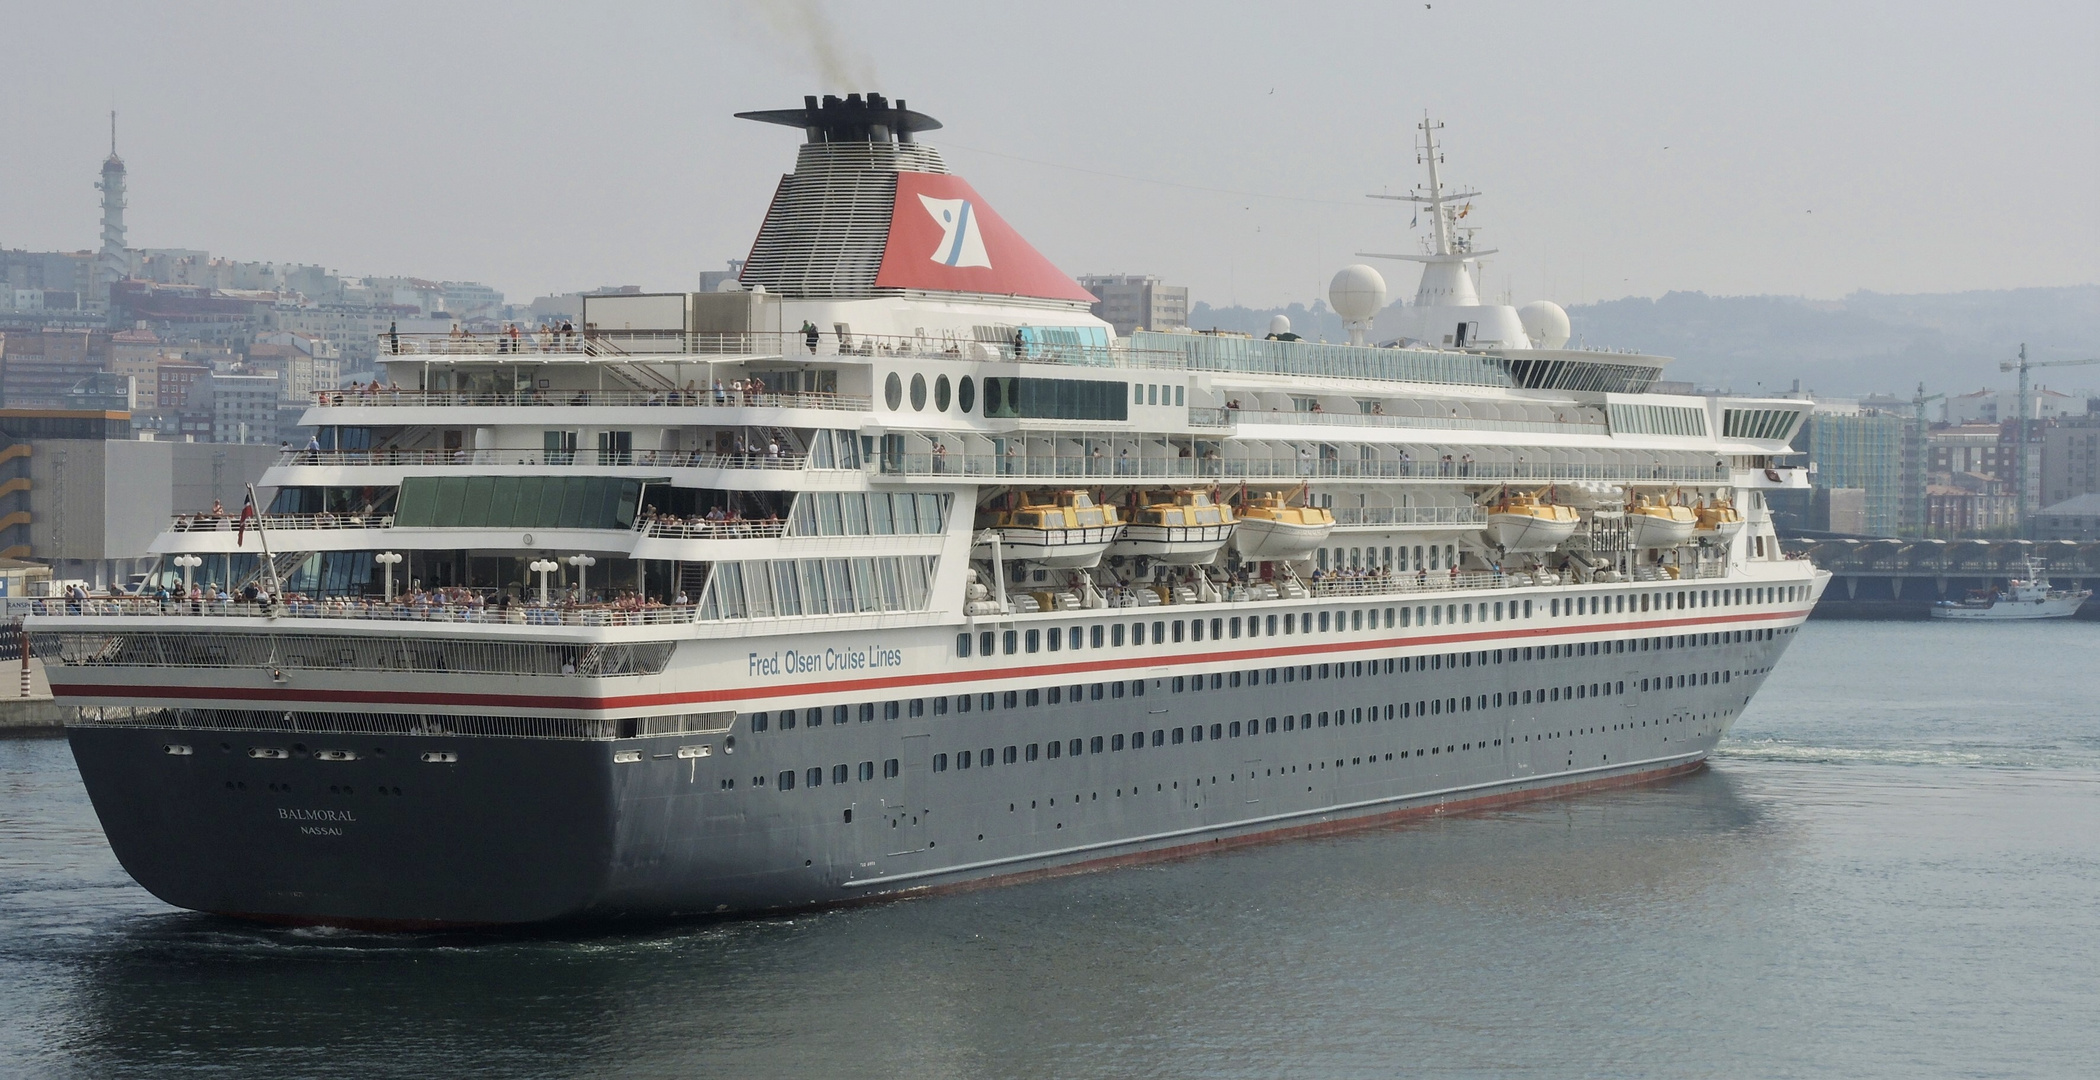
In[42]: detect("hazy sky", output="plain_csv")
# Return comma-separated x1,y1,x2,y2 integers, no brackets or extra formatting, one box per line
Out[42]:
3,1,2094,311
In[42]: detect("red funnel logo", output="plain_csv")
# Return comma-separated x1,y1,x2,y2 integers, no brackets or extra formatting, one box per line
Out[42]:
876,174,1097,303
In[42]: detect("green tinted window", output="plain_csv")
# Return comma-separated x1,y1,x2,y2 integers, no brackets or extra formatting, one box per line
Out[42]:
394,476,649,530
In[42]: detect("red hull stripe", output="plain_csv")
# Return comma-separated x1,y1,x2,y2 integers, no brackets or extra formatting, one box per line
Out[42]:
53,607,1808,713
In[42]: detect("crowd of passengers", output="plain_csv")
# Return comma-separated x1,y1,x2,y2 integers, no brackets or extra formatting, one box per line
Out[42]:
40,583,694,622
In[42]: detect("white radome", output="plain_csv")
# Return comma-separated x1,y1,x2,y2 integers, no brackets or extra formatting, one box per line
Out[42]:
1518,300,1571,349
1268,314,1292,337
1328,264,1387,323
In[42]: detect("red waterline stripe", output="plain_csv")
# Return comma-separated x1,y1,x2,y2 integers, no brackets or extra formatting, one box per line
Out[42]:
55,606,1808,713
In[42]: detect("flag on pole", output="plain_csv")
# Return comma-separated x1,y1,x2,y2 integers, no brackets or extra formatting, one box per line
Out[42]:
235,491,257,547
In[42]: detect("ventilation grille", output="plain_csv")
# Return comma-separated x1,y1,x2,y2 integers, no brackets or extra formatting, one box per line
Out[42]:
740,142,947,299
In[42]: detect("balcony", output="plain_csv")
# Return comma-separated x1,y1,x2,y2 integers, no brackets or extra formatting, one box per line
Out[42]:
278,449,813,471
170,512,393,533
311,388,869,412
26,595,699,627
880,453,1731,485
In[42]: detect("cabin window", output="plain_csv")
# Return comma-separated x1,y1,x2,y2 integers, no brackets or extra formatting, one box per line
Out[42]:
1152,620,1165,642
1266,614,1278,636
1112,623,1127,647
1172,727,1185,744
1230,617,1242,639
1173,620,1186,643
1026,629,1040,653
1285,613,1296,634
1189,619,1203,642
1090,625,1104,649
956,633,971,658
1046,629,1061,653
1047,740,1062,759
1026,743,1039,761
1090,736,1104,754
749,712,768,732
1003,630,1018,655
1026,689,1040,707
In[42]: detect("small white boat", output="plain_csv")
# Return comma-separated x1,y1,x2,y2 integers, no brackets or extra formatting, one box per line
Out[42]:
1485,489,1579,552
974,491,1123,568
1931,561,2091,621
1232,493,1335,559
1111,490,1237,565
1626,496,1697,549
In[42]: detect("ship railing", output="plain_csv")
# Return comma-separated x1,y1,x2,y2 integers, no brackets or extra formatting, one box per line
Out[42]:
370,329,1528,392
25,596,702,626
312,388,870,412
278,449,812,471
1209,407,1611,436
1329,506,1488,526
1307,571,1511,597
373,329,1182,365
171,512,394,532
637,518,789,540
881,453,1732,484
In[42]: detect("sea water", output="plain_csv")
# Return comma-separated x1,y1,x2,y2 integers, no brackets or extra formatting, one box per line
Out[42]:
2,620,2094,1078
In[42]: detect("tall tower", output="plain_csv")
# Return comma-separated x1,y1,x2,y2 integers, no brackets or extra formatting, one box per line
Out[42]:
95,111,128,295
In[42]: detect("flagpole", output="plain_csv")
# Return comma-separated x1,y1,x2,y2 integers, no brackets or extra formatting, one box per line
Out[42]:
246,484,284,611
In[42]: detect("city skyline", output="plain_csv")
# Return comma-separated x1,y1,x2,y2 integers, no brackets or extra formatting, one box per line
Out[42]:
0,1,2093,312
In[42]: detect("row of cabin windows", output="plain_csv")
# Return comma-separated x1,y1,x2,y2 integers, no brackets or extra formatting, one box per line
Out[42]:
954,586,1807,658
1320,544,1458,573
774,757,902,791
758,625,1786,737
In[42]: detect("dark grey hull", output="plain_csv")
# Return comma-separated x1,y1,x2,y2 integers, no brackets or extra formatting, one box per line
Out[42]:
69,626,1795,926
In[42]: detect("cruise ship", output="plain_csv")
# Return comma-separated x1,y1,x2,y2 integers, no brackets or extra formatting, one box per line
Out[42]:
36,96,1827,927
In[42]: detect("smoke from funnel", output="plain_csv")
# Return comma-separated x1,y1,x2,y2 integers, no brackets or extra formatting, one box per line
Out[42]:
750,0,879,91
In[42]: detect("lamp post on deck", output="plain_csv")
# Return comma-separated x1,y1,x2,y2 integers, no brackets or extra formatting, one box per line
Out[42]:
529,559,560,604
172,554,202,595
374,552,403,602
566,554,597,602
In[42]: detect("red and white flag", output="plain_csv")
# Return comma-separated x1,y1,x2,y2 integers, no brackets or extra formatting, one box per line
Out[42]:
235,492,257,547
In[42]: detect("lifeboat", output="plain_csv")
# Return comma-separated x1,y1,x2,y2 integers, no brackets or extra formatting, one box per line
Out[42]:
1626,494,1697,549
1693,496,1746,542
1232,492,1335,559
1485,488,1580,552
1111,490,1237,564
973,490,1123,568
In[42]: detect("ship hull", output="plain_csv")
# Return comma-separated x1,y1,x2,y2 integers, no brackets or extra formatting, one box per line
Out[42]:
67,621,1797,926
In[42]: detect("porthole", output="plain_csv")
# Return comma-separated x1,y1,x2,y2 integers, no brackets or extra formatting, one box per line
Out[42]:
958,376,975,413
909,373,928,411
934,374,951,411
884,372,903,410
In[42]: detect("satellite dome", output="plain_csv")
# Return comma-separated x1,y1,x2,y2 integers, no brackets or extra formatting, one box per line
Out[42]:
1328,265,1387,323
1268,315,1291,336
1518,301,1571,349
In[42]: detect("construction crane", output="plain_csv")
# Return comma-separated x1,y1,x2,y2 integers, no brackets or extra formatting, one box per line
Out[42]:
1998,344,2100,520
1903,382,1946,534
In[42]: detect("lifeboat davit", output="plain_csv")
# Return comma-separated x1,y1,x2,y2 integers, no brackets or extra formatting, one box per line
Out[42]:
1626,495,1698,549
974,490,1123,568
1232,493,1336,559
1485,488,1580,552
1111,489,1237,564
1693,496,1746,542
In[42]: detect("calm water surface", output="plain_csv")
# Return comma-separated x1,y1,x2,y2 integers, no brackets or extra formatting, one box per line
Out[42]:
2,621,2096,1078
